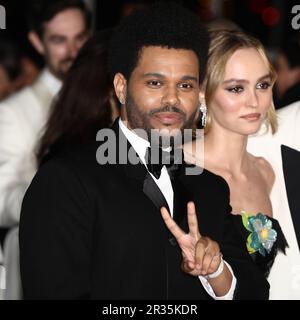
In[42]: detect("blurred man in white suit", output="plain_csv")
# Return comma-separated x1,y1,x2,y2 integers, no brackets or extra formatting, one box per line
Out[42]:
0,0,90,300
0,0,91,227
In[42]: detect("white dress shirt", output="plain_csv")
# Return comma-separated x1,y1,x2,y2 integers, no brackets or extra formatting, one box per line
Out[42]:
119,119,236,300
41,68,62,97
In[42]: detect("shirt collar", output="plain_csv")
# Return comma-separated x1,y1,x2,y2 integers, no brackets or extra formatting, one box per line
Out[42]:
40,68,63,97
118,118,150,165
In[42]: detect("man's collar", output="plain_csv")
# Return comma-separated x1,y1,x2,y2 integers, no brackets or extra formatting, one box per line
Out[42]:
40,68,62,97
118,118,150,166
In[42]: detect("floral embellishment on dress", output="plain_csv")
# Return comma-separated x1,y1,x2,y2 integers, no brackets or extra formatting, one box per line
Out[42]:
241,212,277,256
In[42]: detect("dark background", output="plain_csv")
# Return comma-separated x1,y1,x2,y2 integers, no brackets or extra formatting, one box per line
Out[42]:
1,0,299,65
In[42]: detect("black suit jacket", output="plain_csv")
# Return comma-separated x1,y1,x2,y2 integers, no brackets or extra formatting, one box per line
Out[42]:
19,122,269,299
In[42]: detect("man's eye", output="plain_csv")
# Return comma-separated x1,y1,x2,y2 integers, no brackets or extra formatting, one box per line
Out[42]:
147,80,161,87
179,83,193,89
77,33,88,42
51,38,65,44
257,82,271,90
226,86,244,93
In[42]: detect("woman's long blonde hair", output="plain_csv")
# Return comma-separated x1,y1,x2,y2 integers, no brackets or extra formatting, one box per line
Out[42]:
203,30,277,134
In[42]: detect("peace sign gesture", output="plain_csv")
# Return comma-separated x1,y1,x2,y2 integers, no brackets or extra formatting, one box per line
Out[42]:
160,201,223,277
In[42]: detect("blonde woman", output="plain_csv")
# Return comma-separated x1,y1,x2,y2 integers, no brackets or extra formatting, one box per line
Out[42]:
185,30,287,280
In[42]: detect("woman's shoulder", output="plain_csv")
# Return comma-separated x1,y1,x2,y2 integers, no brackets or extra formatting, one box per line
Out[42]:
250,154,275,192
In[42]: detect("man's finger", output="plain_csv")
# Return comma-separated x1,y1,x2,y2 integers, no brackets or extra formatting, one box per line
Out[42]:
201,241,221,274
160,206,185,240
194,238,208,269
201,251,215,274
187,202,201,239
181,259,195,273
206,252,222,275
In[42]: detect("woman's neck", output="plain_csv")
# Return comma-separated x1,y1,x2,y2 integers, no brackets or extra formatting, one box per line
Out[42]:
204,126,250,175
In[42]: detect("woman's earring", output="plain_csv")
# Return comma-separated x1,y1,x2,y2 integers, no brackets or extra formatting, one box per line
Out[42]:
199,103,207,128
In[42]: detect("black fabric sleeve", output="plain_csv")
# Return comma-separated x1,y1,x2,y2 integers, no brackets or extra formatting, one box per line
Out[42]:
19,159,94,299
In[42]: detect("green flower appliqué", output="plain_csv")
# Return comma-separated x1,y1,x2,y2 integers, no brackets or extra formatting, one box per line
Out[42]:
241,212,277,256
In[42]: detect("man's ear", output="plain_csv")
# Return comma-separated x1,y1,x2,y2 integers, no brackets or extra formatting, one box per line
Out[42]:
113,73,127,105
28,31,45,55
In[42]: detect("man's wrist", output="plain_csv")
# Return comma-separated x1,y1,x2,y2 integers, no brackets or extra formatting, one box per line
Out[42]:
204,256,224,279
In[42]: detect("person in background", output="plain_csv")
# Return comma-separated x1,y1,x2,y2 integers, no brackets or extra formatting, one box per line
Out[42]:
248,97,300,299
0,37,29,101
274,36,300,110
37,29,119,165
0,0,91,228
0,35,40,102
0,0,91,300
17,56,40,89
2,30,114,301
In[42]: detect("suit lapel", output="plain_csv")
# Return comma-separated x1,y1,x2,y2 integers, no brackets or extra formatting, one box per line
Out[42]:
143,173,170,212
281,145,300,251
173,164,194,229
112,120,170,213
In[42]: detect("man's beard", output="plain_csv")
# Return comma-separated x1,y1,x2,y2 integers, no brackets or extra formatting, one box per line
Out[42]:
125,90,197,148
49,57,75,80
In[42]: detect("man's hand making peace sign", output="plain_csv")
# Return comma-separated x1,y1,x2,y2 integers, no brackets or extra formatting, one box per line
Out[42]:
161,201,233,297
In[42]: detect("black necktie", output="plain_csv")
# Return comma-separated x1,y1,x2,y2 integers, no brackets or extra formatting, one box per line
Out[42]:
145,146,182,179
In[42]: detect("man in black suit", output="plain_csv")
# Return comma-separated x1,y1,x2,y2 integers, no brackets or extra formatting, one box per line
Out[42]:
19,3,269,299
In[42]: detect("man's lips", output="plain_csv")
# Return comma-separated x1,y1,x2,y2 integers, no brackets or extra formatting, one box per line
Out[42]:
240,113,261,121
153,112,184,125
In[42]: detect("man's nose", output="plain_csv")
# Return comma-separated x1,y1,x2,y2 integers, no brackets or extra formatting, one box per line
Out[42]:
67,42,80,59
161,86,180,106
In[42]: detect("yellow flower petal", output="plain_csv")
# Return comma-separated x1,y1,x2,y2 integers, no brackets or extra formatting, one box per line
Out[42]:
260,228,269,240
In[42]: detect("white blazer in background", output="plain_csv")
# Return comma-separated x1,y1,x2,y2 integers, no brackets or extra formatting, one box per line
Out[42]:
0,69,61,227
248,101,300,300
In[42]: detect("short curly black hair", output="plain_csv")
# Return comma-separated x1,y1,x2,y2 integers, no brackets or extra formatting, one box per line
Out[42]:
109,2,209,84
